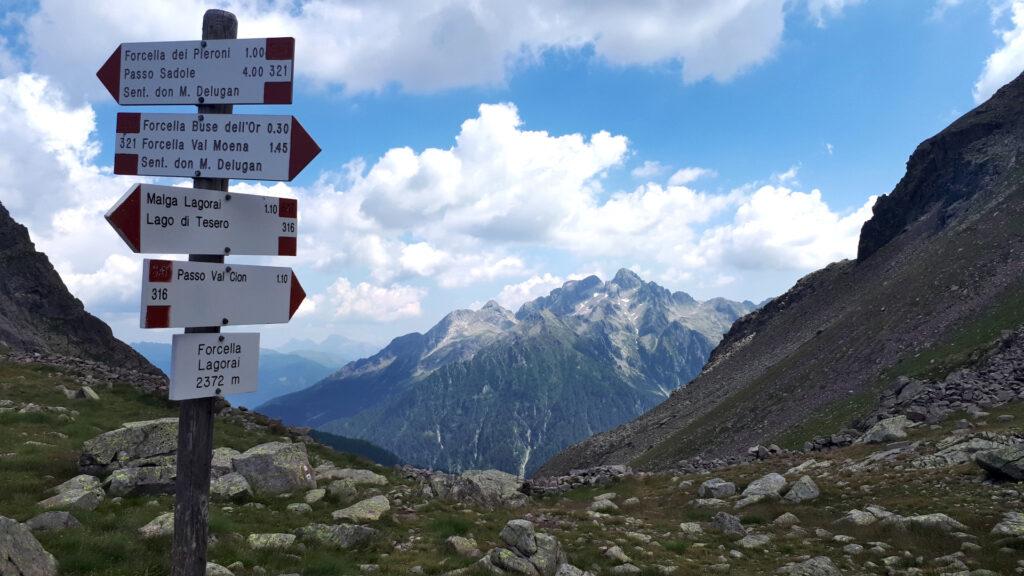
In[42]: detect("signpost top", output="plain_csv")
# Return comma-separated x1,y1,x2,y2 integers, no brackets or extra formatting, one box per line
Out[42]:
96,37,295,106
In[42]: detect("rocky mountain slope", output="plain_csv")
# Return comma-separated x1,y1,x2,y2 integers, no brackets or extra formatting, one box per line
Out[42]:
0,202,155,371
3,347,1024,576
259,270,755,475
538,70,1024,477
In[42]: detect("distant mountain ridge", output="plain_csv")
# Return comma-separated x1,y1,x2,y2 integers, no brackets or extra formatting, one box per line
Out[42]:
538,70,1024,477
259,270,756,475
278,334,380,369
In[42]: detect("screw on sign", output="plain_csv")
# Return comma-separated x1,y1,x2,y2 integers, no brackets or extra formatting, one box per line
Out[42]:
97,9,315,576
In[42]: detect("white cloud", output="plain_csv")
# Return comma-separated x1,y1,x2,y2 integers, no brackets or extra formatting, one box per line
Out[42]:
806,0,864,27
931,0,964,19
825,142,834,155
23,0,788,98
697,186,876,271
631,160,667,179
495,273,565,309
668,166,716,185
772,166,800,184
974,1,1024,103
319,278,426,321
55,254,139,312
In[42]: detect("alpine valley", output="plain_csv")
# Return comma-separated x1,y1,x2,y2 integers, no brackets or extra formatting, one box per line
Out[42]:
258,270,756,475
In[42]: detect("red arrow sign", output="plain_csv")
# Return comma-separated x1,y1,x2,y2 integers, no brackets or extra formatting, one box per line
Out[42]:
113,112,320,181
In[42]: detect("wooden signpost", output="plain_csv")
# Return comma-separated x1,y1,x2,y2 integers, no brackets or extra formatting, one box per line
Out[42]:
99,9,317,575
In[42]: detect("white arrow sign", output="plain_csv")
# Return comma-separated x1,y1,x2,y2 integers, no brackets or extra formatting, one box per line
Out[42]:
141,259,305,329
170,332,260,401
97,38,294,105
113,112,320,181
106,184,297,256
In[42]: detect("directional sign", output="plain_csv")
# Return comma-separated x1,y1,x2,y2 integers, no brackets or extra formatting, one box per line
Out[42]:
113,112,320,181
106,184,298,256
97,38,294,105
170,332,260,401
141,259,305,328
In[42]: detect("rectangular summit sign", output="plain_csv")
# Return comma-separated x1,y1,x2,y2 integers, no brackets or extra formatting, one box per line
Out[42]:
113,112,320,181
106,184,298,256
170,332,260,401
96,38,295,105
140,259,305,328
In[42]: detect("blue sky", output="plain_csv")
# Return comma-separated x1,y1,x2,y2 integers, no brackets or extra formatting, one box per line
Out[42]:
0,0,1021,349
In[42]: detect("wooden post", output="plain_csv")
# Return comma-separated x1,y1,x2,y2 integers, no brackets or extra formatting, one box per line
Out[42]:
171,9,237,576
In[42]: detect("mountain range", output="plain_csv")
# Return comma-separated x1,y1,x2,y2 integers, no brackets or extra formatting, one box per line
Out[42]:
259,270,756,475
538,65,1024,476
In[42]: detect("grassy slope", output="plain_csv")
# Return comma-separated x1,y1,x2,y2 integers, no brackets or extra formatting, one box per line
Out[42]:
2,356,1022,575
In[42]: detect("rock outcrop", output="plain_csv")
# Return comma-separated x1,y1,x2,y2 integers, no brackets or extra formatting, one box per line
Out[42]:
0,515,59,576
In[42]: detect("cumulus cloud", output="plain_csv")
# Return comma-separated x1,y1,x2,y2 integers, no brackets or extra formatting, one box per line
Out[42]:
697,186,876,271
631,161,667,179
806,0,864,27
318,278,426,321
495,273,565,309
974,0,1024,103
23,0,788,97
668,166,716,185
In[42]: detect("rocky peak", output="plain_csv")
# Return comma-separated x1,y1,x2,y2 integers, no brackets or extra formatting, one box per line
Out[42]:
610,268,643,290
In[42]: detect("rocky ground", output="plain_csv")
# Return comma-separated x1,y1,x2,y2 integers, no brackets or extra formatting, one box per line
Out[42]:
1,351,1023,576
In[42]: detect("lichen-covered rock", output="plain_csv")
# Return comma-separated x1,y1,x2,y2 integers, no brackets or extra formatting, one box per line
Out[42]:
698,478,736,498
500,519,538,557
331,496,390,523
327,479,358,502
710,512,745,537
246,533,295,550
294,523,376,549
106,465,176,497
991,511,1024,536
678,522,703,536
210,447,240,478
138,512,174,539
317,468,387,486
736,534,771,549
861,415,909,444
304,488,326,504
429,469,527,509
79,418,178,476
231,442,315,496
881,513,967,533
210,472,252,502
51,474,100,495
488,547,540,576
0,515,58,576
37,487,104,511
782,476,820,503
975,445,1024,480
531,533,566,576
25,511,81,532
205,562,234,576
446,535,481,558
742,473,786,498
775,556,841,575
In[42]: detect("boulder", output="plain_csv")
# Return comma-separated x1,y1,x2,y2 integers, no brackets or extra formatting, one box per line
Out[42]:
106,465,176,497
295,523,376,549
501,519,538,556
287,503,312,514
882,513,967,533
331,496,390,523
446,535,481,558
975,445,1024,480
775,556,841,576
782,476,820,503
429,469,527,509
697,478,736,499
210,472,252,502
77,386,100,401
861,415,909,444
139,512,174,539
210,447,240,478
304,488,326,504
773,513,800,527
991,511,1024,536
327,479,358,502
736,534,771,549
710,512,745,537
37,487,104,511
741,473,786,498
205,563,234,576
25,511,81,532
487,547,540,576
52,474,100,494
247,533,295,550
678,522,703,536
0,515,58,576
530,533,564,576
231,442,315,496
79,418,178,476
589,499,618,513
317,468,387,486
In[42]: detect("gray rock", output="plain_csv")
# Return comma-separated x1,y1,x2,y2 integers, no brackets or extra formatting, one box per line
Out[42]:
231,442,316,496
710,512,745,537
210,447,240,478
52,474,100,494
609,565,640,575
991,511,1024,536
37,487,104,511
861,415,909,444
79,418,178,476
77,386,100,401
975,445,1024,480
773,512,800,527
0,515,58,576
446,535,481,558
286,503,312,514
554,565,591,576
678,522,703,536
736,534,771,549
782,476,820,503
205,562,234,576
246,533,295,550
775,556,841,575
25,511,80,532
294,523,376,549
303,488,326,504
488,547,540,576
139,512,174,539
741,473,786,498
106,465,176,497
210,472,252,502
500,519,537,556
327,479,358,502
459,469,527,508
589,499,618,513
698,478,736,499
881,512,967,532
317,468,388,486
530,533,565,576
331,495,390,523
605,545,631,563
